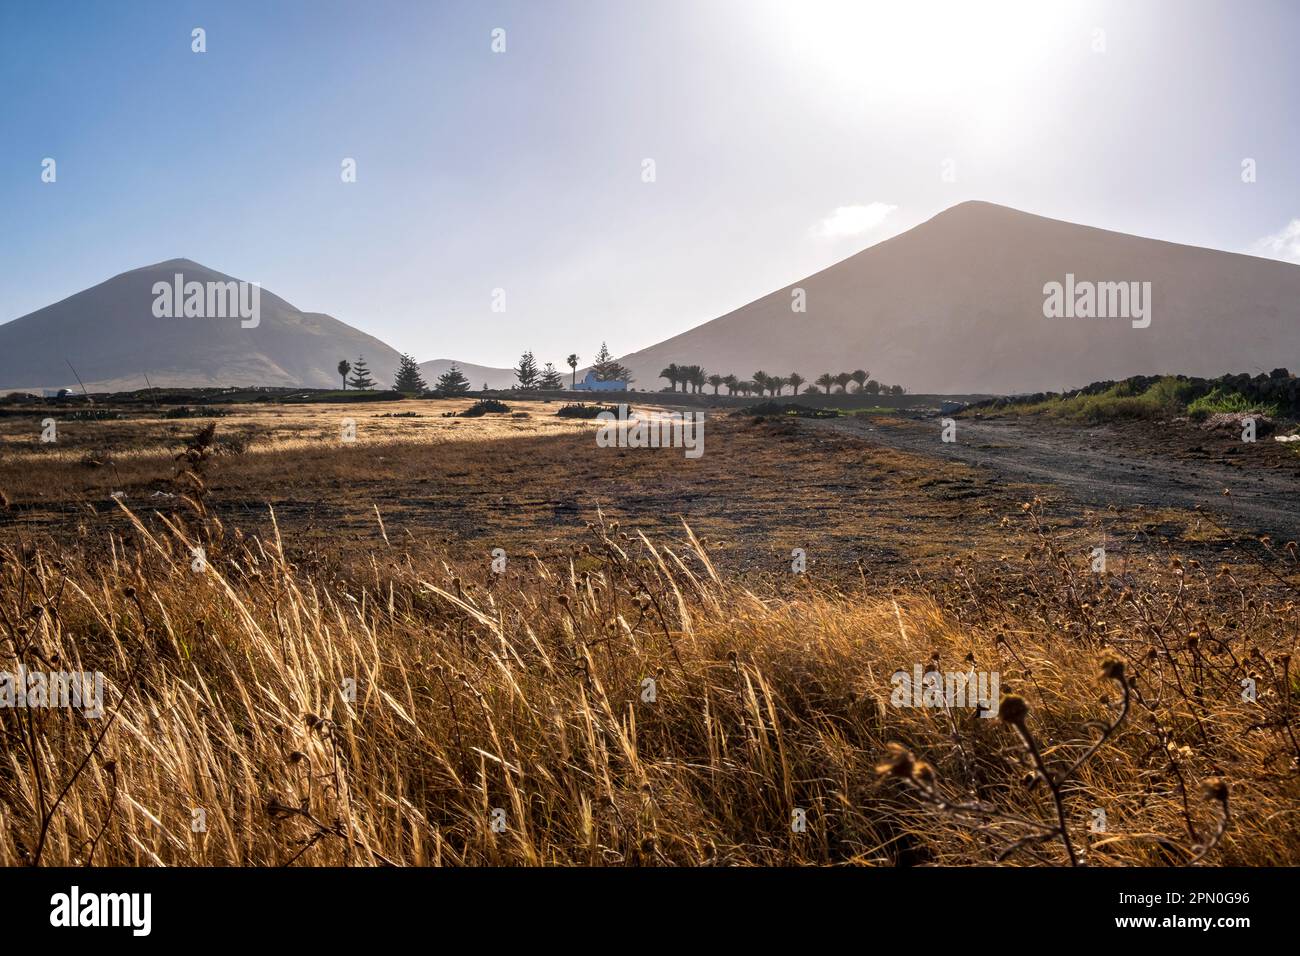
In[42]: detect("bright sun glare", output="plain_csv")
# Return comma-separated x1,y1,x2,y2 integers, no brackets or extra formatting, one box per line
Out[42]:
765,0,1078,139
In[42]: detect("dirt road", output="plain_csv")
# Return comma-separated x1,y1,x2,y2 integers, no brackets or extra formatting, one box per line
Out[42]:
811,413,1300,540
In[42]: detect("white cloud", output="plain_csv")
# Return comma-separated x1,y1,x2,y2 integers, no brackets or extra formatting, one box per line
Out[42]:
1252,218,1300,263
811,202,897,239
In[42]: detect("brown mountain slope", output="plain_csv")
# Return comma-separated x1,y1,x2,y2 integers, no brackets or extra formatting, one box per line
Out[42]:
0,259,402,391
616,201,1300,394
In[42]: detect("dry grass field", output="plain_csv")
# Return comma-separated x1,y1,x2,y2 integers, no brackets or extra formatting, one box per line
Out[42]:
0,398,1297,866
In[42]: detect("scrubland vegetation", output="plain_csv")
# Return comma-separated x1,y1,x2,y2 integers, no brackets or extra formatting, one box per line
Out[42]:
980,371,1296,424
1,493,1296,865
1,404,1296,867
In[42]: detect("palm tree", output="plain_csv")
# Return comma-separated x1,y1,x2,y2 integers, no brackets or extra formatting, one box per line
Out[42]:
337,359,351,390
707,374,723,394
722,374,738,395
659,363,681,392
834,372,853,393
752,371,769,396
689,366,707,394
851,369,868,393
815,372,835,394
788,372,805,395
566,353,579,388
772,376,789,396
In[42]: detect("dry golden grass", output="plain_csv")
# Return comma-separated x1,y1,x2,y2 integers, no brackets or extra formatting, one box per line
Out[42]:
1,409,1297,867
1,484,1296,866
0,399,605,483
0,401,1045,582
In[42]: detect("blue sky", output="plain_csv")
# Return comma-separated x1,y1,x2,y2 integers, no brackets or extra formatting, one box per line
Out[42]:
3,0,1298,369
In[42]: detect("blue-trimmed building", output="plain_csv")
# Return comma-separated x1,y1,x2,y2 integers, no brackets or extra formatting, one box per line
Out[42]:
573,370,628,392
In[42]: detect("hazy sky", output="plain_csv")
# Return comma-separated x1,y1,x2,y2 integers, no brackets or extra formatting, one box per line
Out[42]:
3,0,1298,370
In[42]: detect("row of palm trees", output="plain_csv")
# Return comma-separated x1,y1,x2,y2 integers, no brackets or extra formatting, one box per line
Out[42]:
659,364,905,397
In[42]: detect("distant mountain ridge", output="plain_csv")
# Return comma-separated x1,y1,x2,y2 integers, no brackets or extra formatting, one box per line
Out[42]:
612,201,1300,394
0,259,403,391
7,203,1299,396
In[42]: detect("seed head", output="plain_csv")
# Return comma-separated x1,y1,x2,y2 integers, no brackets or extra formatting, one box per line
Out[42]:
875,743,915,779
1201,778,1229,804
1099,656,1126,681
998,694,1029,727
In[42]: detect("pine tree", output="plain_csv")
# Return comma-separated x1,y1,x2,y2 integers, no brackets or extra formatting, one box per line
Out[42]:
514,351,539,390
393,353,427,394
347,355,375,390
592,342,633,383
538,363,564,390
436,363,471,394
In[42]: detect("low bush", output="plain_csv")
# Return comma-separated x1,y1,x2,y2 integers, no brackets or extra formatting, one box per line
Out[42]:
555,403,623,419
457,398,511,417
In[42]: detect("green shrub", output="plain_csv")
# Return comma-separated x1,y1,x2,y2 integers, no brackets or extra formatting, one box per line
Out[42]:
1186,388,1279,421
1033,377,1194,423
